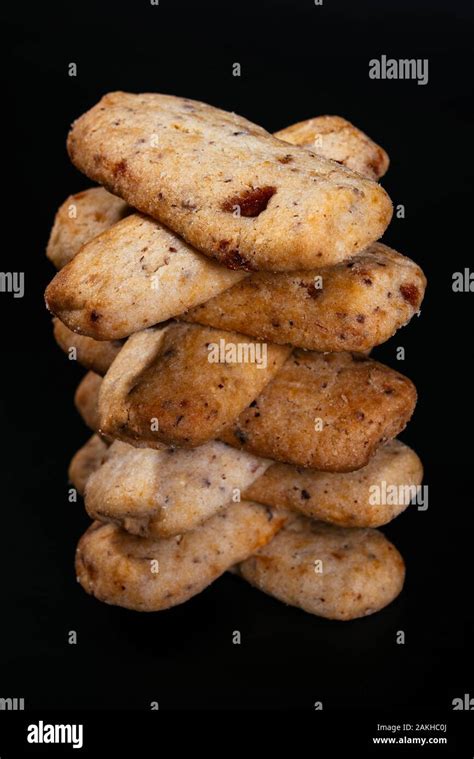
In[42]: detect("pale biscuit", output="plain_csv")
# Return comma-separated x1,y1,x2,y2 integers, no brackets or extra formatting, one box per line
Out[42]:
46,214,246,341
53,318,122,375
84,439,270,538
236,517,405,620
46,187,129,269
71,434,421,531
244,439,423,527
220,352,417,471
68,434,109,495
74,372,103,433
98,324,291,448
183,243,426,352
76,503,289,611
49,115,388,271
67,92,392,271
275,115,389,180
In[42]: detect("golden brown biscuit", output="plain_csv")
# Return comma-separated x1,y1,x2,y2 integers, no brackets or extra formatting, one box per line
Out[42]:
46,214,245,341
68,434,109,495
74,372,103,433
244,439,423,527
76,504,289,611
53,318,122,375
183,243,426,352
46,187,129,269
220,352,417,471
67,92,392,272
275,115,389,180
98,324,291,448
84,439,270,538
236,517,405,619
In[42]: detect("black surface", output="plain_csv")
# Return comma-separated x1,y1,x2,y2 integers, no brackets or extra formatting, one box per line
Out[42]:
0,0,473,739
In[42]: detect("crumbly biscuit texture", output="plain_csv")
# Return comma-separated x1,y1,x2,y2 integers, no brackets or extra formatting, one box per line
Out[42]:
46,214,245,340
85,439,270,537
236,517,405,619
67,92,392,271
74,372,103,433
99,323,291,447
76,503,289,611
68,434,109,495
244,439,423,526
275,115,389,180
183,243,426,352
46,187,129,269
53,318,122,375
220,352,417,471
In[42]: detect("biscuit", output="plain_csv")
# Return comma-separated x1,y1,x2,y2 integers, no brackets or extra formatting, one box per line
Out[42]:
76,503,289,611
275,115,389,180
235,517,405,619
46,187,129,269
99,324,291,448
46,214,246,341
84,439,270,538
68,434,109,495
53,318,122,375
48,115,388,271
220,352,417,471
74,372,103,433
71,433,421,531
67,92,392,271
244,439,423,527
183,242,426,352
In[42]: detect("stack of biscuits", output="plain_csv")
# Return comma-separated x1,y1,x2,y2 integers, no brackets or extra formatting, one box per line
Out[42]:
45,93,426,620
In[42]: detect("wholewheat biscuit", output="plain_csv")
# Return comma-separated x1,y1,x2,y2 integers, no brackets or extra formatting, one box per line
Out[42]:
76,503,289,611
183,243,426,352
49,116,388,271
46,214,246,341
244,439,423,527
220,352,417,471
53,318,123,375
46,187,129,269
99,324,291,447
67,92,392,272
236,517,405,620
68,434,109,495
84,439,270,538
275,115,389,180
74,372,103,433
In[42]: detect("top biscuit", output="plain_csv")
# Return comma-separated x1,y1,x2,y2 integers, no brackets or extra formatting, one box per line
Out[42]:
67,92,393,272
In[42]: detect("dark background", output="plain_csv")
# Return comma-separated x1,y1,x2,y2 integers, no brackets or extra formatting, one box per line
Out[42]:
0,0,472,733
